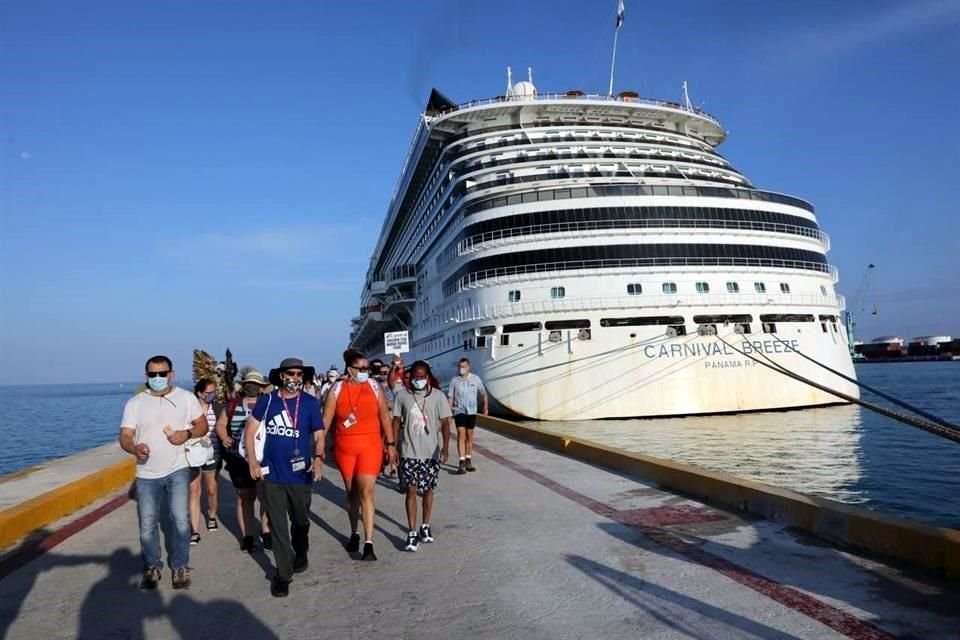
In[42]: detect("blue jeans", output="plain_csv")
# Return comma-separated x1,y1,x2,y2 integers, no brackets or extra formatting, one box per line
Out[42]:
136,467,190,571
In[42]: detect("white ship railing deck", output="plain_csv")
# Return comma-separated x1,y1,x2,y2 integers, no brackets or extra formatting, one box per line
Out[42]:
459,219,830,254
430,93,723,129
448,292,846,323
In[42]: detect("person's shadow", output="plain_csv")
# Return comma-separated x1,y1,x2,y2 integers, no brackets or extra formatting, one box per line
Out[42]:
311,463,407,551
0,529,108,639
76,548,164,640
168,594,277,640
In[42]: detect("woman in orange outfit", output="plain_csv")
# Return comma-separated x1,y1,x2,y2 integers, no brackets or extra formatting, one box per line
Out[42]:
322,348,397,560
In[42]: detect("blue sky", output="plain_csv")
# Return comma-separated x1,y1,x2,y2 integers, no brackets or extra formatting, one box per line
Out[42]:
1,0,958,385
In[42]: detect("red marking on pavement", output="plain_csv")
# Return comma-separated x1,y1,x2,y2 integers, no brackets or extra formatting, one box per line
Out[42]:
617,505,728,528
474,444,894,640
0,493,130,580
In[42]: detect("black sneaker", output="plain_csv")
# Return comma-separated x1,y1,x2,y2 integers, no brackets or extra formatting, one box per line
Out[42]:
171,567,191,590
293,553,309,573
261,531,273,550
419,524,434,543
271,577,290,598
344,532,361,553
457,460,467,475
139,567,161,590
240,536,255,553
189,532,201,546
361,542,377,561
465,458,476,472
206,518,219,532
404,531,419,552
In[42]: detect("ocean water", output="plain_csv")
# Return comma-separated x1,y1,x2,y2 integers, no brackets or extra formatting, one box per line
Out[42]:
2,364,959,529
534,362,960,529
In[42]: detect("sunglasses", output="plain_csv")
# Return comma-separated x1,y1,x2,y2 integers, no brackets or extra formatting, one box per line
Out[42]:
351,365,370,372
283,370,304,378
147,371,171,378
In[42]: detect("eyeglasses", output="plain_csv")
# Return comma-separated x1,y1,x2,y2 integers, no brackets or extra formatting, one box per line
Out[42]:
351,365,370,372
379,370,390,375
283,370,304,378
147,371,171,378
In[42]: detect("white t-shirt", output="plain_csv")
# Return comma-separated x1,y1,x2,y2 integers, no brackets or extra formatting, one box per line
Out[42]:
121,387,203,479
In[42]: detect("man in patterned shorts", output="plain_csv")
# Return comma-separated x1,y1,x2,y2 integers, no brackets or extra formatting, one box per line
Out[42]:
392,360,452,552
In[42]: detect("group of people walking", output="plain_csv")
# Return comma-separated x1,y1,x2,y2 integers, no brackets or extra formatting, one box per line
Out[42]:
118,350,488,596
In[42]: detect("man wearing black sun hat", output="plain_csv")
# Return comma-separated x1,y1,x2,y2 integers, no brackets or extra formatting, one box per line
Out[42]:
244,357,325,597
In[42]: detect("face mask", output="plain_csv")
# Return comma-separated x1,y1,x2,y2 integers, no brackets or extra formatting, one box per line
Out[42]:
242,384,261,397
354,372,369,383
327,373,337,382
283,379,303,393
459,367,468,375
376,374,387,382
202,392,216,404
412,379,427,391
148,376,169,392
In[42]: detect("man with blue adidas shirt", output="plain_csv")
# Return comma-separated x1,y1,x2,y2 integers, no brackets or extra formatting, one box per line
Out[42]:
245,357,324,598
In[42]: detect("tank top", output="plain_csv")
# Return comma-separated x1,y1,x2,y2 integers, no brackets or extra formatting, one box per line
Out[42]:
226,398,254,452
333,380,382,437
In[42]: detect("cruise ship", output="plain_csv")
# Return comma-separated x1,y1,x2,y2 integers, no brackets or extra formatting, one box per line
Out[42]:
350,76,860,420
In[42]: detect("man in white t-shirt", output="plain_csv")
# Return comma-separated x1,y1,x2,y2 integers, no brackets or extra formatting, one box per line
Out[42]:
119,355,207,590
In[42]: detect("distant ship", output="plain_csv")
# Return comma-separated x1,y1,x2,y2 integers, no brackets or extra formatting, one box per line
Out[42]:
350,75,859,419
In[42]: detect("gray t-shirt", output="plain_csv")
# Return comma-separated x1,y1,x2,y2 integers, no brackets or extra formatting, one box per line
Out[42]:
448,373,486,415
392,387,452,460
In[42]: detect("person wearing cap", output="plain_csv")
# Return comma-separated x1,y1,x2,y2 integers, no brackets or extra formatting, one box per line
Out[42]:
119,355,209,590
244,358,324,597
216,369,270,552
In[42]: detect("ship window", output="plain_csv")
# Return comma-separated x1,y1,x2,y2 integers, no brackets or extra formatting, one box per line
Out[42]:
754,282,766,293
780,282,791,294
759,314,815,323
476,336,487,348
820,285,827,296
508,290,521,302
726,282,740,293
821,322,828,333
696,282,710,293
544,319,591,330
762,322,777,334
599,316,684,327
693,314,753,324
627,283,642,295
662,282,677,294
550,286,566,299
478,325,496,335
500,334,510,346
503,322,542,333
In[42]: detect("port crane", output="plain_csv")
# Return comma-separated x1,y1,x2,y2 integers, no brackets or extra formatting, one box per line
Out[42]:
844,263,875,356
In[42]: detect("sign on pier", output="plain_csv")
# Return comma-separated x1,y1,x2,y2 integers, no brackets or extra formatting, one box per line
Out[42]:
384,331,409,355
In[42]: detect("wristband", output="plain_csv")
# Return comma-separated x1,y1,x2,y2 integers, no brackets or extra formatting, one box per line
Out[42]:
386,442,396,447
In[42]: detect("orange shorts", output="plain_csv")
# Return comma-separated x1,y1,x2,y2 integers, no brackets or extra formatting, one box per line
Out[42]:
335,434,383,480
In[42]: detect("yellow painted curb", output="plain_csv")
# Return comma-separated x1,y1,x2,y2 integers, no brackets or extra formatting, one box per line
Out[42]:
479,415,960,578
0,458,135,550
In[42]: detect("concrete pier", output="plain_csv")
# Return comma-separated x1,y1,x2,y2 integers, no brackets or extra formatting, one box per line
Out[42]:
1,428,958,639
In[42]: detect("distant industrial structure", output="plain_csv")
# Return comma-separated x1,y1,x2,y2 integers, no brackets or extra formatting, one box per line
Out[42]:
854,335,959,362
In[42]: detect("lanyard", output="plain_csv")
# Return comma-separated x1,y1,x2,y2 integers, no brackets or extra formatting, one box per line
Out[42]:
280,392,301,431
344,381,365,416
411,388,431,434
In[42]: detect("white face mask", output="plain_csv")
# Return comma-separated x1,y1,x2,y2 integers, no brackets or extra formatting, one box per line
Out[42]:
412,379,428,391
459,366,468,375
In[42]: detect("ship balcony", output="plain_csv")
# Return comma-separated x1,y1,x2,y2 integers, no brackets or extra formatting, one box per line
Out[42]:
446,292,847,324
457,220,831,256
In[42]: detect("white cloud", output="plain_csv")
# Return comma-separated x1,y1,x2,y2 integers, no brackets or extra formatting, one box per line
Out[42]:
796,0,960,59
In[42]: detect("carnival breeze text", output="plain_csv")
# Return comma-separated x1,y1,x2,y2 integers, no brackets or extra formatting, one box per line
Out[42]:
643,339,801,369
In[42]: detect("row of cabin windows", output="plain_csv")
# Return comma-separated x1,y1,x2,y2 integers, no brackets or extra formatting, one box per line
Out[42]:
507,281,833,302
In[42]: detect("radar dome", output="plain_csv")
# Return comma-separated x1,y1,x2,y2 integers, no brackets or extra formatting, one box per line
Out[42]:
511,81,537,98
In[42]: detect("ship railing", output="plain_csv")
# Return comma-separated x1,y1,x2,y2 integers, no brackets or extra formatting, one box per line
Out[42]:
432,93,723,129
458,258,837,290
447,292,846,323
458,219,830,254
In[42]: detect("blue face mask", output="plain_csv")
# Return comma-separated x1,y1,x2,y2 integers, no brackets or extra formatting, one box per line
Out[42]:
412,379,428,391
354,372,369,383
202,392,216,404
148,376,169,393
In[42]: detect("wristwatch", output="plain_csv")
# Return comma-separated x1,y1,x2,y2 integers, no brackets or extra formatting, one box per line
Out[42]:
386,442,396,447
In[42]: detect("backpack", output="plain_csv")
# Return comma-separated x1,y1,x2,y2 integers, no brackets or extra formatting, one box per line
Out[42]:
238,394,271,463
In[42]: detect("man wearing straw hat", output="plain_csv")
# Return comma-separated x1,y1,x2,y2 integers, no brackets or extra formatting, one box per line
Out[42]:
245,357,324,597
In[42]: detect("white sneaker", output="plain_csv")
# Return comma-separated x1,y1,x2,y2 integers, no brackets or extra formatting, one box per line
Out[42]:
419,524,434,543
404,531,419,552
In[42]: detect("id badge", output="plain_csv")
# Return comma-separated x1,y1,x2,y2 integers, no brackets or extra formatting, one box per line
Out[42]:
291,456,306,473
342,413,357,429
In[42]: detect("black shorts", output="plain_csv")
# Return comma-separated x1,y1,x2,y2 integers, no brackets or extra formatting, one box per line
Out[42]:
454,414,477,429
223,451,256,490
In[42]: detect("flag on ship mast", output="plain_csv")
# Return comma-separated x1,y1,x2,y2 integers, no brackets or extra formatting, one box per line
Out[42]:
609,0,625,95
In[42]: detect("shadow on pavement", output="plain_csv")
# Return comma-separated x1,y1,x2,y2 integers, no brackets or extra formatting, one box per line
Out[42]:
311,468,406,551
566,554,806,640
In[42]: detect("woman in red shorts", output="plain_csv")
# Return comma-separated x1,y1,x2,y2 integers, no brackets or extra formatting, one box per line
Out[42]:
322,349,397,560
